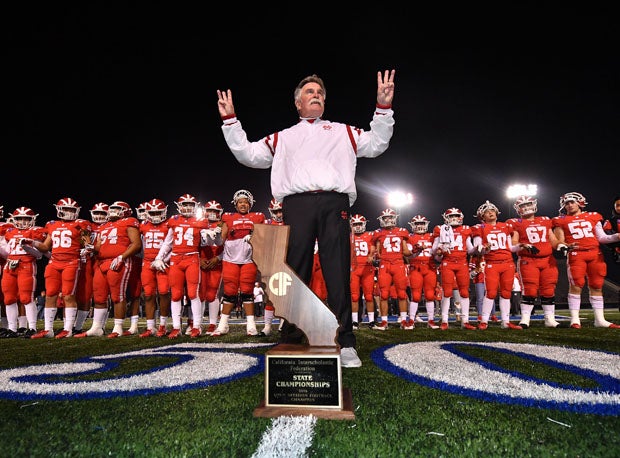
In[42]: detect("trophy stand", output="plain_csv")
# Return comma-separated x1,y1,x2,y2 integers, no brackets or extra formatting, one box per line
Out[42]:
251,224,355,420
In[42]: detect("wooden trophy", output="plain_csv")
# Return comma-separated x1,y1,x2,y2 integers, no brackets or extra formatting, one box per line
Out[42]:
251,224,355,420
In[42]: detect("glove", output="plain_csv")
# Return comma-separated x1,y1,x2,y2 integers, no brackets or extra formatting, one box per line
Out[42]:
151,259,168,272
110,255,124,271
372,258,380,267
80,244,94,259
205,227,221,239
522,244,540,255
8,259,19,270
243,234,252,243
556,243,569,256
19,238,34,246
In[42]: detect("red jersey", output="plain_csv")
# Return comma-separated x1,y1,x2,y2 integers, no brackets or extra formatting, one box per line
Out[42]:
97,217,140,259
407,232,435,267
44,219,92,262
3,226,47,262
371,227,410,263
507,216,553,258
472,221,514,263
139,220,170,262
164,215,210,256
552,212,604,252
352,231,374,267
432,225,472,263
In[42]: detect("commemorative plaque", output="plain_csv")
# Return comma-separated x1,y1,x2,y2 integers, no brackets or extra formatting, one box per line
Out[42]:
251,224,355,420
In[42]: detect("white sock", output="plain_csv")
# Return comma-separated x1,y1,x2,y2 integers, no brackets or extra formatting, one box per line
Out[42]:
409,301,419,319
44,308,57,332
460,297,470,323
426,302,435,321
499,297,511,323
481,297,494,322
171,301,183,329
440,297,451,323
568,293,581,324
591,295,612,327
146,319,155,331
352,312,359,323
190,297,203,329
208,299,220,325
218,314,230,329
112,318,124,334
25,301,38,329
520,302,534,326
367,312,375,323
63,307,78,332
5,303,18,331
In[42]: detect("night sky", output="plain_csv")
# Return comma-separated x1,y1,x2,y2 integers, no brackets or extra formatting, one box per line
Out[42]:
6,6,618,281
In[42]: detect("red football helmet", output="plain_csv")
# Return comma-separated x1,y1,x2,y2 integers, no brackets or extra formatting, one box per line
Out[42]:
232,189,255,209
145,198,168,224
268,198,283,222
90,203,109,224
11,207,38,229
378,208,399,228
475,200,500,220
135,202,148,221
513,195,538,217
55,197,81,221
442,208,464,227
559,192,587,213
204,200,223,222
350,214,367,234
176,194,199,217
409,215,430,234
108,201,132,219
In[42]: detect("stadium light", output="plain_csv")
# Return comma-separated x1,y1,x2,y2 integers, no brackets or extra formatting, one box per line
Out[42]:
386,191,414,208
506,184,537,199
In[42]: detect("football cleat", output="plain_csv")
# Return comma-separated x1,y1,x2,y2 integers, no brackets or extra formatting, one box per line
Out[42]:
107,332,121,338
156,325,168,337
440,322,449,331
462,323,477,330
371,320,388,331
211,325,229,337
205,324,217,335
168,328,181,339
501,322,523,330
55,329,72,339
478,322,489,330
427,320,440,330
139,329,155,338
31,329,54,339
189,327,202,338
400,319,414,330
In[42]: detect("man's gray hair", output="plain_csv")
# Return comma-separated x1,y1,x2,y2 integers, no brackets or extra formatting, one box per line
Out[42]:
294,74,326,102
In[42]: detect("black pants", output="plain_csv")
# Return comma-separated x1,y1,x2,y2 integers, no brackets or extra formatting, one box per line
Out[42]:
282,192,355,349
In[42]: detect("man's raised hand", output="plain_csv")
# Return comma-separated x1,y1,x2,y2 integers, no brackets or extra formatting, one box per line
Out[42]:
377,69,396,106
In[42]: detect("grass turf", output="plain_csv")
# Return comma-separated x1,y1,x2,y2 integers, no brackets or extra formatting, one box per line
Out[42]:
1,310,619,458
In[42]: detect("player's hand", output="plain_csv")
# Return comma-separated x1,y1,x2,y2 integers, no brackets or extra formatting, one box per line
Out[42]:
243,234,252,243
110,255,124,271
151,259,168,272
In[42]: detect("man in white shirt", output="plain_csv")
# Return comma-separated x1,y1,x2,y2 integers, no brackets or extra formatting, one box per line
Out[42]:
216,70,396,368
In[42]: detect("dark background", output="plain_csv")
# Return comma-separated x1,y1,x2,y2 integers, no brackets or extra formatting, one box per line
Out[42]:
6,5,619,281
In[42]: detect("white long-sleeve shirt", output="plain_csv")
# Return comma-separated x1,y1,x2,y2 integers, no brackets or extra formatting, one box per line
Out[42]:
221,107,395,206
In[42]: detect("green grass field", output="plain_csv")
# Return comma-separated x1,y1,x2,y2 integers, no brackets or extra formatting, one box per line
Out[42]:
1,310,619,458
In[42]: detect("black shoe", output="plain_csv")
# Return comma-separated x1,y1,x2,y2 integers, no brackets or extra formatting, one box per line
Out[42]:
352,321,359,330
278,322,307,345
1,329,19,338
22,329,37,338
16,327,28,336
72,328,83,335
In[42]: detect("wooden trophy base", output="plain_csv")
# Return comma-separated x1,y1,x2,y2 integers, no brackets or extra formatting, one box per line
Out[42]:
253,344,355,421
